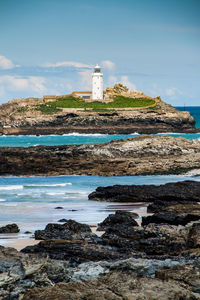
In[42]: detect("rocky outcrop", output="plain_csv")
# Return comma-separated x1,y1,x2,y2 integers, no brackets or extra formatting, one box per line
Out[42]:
97,210,139,231
23,266,200,300
0,224,19,233
35,220,91,240
0,244,197,300
142,206,200,226
1,136,200,176
22,217,200,261
21,238,125,263
105,83,152,100
89,180,200,202
1,212,200,298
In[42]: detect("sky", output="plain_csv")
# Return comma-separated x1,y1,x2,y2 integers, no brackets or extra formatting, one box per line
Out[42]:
0,0,199,106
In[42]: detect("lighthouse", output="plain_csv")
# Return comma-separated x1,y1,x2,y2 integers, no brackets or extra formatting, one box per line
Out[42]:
92,64,103,100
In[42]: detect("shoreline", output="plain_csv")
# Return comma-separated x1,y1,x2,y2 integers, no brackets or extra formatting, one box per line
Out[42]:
0,203,149,250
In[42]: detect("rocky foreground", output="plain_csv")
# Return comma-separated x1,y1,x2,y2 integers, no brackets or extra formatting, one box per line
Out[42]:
1,181,200,299
0,135,200,176
0,94,197,135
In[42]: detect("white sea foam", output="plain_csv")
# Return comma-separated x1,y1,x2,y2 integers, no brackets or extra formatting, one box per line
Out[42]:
62,133,105,137
130,132,140,135
0,185,23,190
24,183,72,187
46,192,66,196
155,132,187,135
0,199,5,202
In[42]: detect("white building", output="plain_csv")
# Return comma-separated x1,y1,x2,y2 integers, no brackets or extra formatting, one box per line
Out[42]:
92,64,103,100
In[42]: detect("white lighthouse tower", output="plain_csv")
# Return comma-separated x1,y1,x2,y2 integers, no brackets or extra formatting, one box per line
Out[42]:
92,64,103,100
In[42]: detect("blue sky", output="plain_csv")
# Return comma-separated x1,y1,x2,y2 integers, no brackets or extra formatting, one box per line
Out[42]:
0,0,199,105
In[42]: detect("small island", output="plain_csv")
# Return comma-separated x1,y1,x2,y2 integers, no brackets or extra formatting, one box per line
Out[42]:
0,66,197,135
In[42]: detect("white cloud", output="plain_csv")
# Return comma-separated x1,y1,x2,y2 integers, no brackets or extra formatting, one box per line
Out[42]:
0,55,17,69
101,60,115,70
165,87,182,97
120,76,136,90
108,75,117,86
149,84,183,99
0,75,47,97
78,70,92,90
43,61,92,69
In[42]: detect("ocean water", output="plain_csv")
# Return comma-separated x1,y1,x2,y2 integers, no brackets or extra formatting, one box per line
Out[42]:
0,174,200,246
0,132,200,147
176,106,200,128
0,106,200,246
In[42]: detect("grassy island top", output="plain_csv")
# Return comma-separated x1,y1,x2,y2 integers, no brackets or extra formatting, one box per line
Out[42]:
49,95,155,108
36,95,155,113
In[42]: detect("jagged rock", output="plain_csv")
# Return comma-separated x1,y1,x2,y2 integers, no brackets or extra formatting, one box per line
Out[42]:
97,210,138,231
89,180,200,202
142,210,200,226
1,244,190,300
58,218,68,222
156,263,200,294
187,222,200,248
147,200,191,213
102,223,188,257
21,239,125,264
0,224,19,234
22,267,200,300
35,220,91,240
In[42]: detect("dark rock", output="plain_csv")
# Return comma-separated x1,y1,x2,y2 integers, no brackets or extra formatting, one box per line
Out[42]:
187,222,200,248
142,211,200,226
147,200,182,213
54,207,64,209
144,203,200,226
24,231,32,234
35,220,91,240
67,209,78,212
21,239,125,264
0,223,19,233
58,218,68,222
89,180,200,202
102,223,188,257
98,112,118,117
97,210,138,231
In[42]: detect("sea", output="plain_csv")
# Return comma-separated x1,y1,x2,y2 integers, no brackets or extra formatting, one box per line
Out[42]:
0,106,200,246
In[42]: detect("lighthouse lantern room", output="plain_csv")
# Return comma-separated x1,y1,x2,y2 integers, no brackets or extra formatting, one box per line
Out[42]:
92,64,103,100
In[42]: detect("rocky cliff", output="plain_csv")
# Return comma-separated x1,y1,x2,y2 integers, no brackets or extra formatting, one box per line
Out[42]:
0,93,196,135
0,135,200,176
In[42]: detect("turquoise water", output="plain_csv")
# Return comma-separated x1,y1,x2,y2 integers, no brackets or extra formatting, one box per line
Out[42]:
176,106,200,128
0,132,199,148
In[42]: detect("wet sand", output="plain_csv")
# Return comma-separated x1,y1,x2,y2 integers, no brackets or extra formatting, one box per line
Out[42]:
4,238,40,251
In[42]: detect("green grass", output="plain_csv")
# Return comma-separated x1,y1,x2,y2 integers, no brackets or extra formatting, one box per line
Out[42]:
35,104,62,115
47,95,155,109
